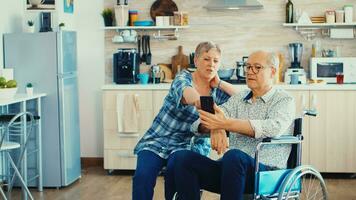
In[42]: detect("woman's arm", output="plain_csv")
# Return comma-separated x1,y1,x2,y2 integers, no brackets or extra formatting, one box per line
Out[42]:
181,87,200,107
210,75,238,96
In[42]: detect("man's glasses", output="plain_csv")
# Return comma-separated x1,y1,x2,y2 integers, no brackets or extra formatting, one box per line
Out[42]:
244,64,269,74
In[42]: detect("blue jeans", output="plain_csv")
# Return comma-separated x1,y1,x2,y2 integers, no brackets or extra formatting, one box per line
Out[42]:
132,150,178,200
173,149,269,200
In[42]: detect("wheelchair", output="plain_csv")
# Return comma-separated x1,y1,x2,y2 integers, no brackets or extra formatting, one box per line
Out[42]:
173,110,328,200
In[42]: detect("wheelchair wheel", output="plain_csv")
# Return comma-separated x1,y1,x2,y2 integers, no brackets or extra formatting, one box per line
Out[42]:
277,165,328,200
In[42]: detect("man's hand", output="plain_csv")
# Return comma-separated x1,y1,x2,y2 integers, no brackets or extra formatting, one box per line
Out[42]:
210,129,229,155
210,74,221,88
198,104,226,130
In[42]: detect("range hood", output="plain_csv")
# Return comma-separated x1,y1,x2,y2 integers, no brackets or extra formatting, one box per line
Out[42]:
204,0,263,10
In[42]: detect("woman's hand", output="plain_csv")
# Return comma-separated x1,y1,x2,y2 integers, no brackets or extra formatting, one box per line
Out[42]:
210,74,221,88
198,104,226,130
210,129,229,155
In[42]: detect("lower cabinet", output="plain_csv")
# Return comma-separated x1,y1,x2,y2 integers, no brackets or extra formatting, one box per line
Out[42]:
309,91,356,173
289,90,356,172
103,90,153,170
103,88,356,172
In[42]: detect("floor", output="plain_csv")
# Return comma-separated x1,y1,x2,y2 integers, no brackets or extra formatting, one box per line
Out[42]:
11,167,356,200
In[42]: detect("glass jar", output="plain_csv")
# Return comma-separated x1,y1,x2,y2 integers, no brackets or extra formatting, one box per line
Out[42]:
344,5,353,23
335,10,345,23
129,10,138,26
325,10,335,23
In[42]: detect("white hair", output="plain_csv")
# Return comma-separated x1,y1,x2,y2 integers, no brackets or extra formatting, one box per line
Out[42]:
267,52,279,70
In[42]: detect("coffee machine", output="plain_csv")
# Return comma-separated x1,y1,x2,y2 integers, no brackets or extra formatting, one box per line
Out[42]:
113,48,139,84
284,43,307,84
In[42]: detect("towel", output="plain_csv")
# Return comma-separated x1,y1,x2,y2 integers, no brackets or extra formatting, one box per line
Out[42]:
116,94,140,133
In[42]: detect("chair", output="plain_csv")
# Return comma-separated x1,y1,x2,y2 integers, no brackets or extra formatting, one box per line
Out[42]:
173,110,328,200
0,112,35,200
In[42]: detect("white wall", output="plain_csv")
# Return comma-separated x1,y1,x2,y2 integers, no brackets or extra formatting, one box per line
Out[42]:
75,0,105,157
0,1,24,68
1,1,105,157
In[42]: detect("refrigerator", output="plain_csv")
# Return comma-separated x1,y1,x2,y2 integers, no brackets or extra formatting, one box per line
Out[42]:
3,31,81,187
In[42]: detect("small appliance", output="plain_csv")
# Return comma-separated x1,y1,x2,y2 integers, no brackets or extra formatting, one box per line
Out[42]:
39,12,53,32
113,48,139,84
284,43,307,84
310,57,356,83
236,56,248,81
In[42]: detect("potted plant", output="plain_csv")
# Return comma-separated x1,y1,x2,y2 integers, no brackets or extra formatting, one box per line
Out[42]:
101,8,114,26
27,20,35,33
59,22,65,31
26,83,34,96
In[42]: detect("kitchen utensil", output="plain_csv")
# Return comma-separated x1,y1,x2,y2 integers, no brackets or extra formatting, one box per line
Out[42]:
137,35,142,64
146,35,152,65
158,63,173,82
151,65,165,84
150,0,178,21
171,46,189,78
217,68,235,80
141,35,147,63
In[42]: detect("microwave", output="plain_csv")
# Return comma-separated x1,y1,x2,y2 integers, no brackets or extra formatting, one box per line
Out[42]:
310,57,356,83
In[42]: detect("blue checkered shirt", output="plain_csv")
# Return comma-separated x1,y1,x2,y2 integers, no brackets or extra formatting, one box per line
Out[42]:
134,70,230,159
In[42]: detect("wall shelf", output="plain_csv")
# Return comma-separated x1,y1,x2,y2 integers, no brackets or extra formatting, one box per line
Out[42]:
283,23,356,40
103,26,189,41
102,26,189,30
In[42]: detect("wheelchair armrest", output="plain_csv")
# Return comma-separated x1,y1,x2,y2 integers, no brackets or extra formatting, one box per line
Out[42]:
259,135,302,150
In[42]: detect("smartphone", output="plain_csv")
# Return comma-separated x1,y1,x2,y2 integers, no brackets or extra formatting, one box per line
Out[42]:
200,96,215,114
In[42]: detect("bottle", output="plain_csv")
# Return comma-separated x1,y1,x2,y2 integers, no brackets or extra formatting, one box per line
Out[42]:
286,0,294,23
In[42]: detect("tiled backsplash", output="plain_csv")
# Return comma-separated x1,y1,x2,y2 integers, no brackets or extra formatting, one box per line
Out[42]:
104,0,356,83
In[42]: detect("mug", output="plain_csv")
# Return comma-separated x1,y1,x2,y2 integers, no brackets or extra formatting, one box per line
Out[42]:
120,30,131,38
137,73,149,84
112,35,124,43
29,0,45,6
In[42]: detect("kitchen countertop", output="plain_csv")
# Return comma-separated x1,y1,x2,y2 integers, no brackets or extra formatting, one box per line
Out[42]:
102,83,356,91
0,93,47,106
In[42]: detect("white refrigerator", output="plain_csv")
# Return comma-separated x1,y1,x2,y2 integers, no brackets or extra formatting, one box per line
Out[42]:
3,31,81,187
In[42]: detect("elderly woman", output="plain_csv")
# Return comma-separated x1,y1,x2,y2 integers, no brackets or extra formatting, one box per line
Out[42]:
132,41,237,200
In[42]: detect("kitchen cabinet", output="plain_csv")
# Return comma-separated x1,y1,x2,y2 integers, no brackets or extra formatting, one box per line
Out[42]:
289,90,356,172
103,90,153,171
103,85,356,172
308,91,356,172
153,90,169,116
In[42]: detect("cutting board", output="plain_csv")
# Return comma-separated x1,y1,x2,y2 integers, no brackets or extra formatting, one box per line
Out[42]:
150,0,178,21
171,46,189,78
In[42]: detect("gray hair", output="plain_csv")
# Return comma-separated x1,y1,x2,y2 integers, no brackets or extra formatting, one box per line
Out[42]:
194,41,221,58
267,52,279,69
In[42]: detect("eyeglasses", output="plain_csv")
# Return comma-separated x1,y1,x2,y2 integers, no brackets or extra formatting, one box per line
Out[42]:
244,64,269,74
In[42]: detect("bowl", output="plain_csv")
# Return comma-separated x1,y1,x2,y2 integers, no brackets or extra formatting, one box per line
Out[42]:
0,88,18,99
218,68,235,79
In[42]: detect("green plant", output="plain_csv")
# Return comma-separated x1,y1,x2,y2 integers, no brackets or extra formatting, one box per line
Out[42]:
27,20,34,26
101,8,113,18
26,83,33,88
59,22,65,27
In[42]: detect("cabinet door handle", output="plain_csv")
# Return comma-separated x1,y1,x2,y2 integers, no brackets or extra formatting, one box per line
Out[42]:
117,133,140,138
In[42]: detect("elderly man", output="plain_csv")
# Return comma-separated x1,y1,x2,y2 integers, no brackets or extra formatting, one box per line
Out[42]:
172,51,295,200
